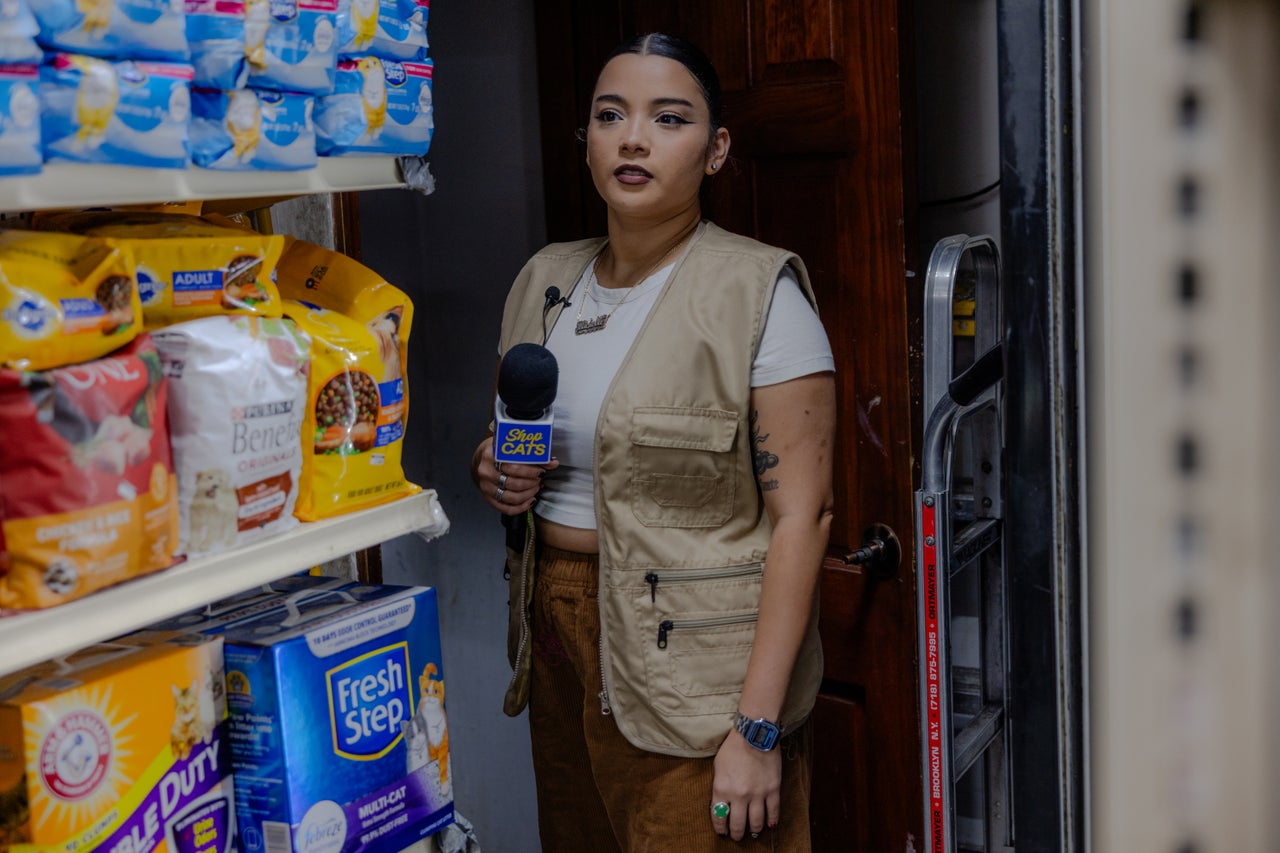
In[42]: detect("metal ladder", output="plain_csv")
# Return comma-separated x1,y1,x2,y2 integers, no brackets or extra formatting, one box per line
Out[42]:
916,235,1012,853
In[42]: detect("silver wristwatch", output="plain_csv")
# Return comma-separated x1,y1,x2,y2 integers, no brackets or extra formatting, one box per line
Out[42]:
733,711,782,752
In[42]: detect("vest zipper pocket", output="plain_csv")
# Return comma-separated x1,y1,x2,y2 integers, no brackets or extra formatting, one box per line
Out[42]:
657,614,758,649
643,564,762,602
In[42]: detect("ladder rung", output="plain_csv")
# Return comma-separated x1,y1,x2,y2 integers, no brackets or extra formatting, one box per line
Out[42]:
952,702,1004,780
951,518,1001,575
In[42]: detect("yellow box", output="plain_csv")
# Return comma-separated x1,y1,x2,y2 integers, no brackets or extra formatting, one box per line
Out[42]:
0,631,234,853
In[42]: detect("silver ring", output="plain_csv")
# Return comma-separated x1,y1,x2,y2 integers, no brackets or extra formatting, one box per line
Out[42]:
751,832,759,839
498,473,508,489
494,487,506,502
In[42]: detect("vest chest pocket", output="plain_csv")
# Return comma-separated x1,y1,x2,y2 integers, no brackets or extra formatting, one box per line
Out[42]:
629,407,738,528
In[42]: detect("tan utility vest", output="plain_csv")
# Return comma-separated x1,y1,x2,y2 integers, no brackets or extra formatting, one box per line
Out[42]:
499,222,825,757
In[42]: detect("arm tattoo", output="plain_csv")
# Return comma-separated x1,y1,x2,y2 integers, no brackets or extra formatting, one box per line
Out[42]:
750,410,780,491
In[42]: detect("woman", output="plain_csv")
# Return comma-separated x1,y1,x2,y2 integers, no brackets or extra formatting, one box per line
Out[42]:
470,33,835,850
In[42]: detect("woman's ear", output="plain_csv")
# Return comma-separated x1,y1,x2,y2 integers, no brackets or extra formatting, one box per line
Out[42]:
707,126,731,175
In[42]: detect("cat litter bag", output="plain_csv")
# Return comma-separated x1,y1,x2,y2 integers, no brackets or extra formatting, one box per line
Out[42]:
281,298,418,521
0,631,235,853
243,0,340,95
39,54,193,169
0,228,140,371
0,334,178,612
335,0,428,61
0,63,42,176
186,0,249,89
39,209,286,328
315,55,431,156
0,0,42,63
191,87,317,171
152,315,310,559
28,0,189,61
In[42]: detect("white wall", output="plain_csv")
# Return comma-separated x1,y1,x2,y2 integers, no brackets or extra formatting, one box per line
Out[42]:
356,2,547,849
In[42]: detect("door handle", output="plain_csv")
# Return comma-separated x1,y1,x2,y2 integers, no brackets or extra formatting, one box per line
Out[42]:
842,523,901,579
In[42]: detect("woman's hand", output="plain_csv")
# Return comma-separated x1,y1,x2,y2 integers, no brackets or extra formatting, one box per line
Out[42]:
710,731,782,840
470,435,558,515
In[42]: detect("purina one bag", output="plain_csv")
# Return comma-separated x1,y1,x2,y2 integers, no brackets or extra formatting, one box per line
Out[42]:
0,334,178,611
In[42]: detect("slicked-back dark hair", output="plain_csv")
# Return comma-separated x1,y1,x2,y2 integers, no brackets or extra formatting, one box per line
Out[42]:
603,33,724,139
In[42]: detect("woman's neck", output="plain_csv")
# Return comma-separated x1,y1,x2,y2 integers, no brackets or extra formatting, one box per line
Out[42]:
599,209,702,289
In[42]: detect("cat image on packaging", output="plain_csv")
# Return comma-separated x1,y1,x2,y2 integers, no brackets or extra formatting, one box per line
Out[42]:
357,55,385,138
402,662,448,788
0,631,235,853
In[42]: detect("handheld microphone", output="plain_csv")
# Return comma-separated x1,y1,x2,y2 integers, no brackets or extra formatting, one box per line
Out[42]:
494,342,558,465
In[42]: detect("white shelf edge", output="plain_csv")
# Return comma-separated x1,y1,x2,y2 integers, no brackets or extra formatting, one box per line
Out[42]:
0,157,407,212
0,488,448,676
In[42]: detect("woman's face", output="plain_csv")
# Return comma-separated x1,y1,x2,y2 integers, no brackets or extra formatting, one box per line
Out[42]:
586,53,729,224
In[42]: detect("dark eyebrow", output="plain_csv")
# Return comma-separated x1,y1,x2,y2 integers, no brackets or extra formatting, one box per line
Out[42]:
593,94,697,110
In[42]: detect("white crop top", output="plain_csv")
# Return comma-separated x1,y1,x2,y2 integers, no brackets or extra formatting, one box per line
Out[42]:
518,257,835,530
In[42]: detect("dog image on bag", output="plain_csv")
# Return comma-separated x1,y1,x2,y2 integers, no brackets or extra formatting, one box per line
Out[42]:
367,305,403,382
187,467,238,554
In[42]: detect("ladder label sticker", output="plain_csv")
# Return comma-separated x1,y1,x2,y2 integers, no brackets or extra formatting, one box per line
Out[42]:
922,502,946,853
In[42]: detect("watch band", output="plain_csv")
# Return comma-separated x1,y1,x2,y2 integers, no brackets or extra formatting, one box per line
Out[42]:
733,711,782,752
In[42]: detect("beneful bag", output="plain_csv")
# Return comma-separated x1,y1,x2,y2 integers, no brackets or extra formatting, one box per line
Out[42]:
0,334,178,611
152,315,310,558
37,210,285,329
281,298,417,520
0,228,141,371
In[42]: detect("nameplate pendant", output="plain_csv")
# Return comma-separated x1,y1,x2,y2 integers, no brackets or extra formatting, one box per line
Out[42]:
575,314,609,335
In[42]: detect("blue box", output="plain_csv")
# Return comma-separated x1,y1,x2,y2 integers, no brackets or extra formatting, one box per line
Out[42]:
155,581,455,853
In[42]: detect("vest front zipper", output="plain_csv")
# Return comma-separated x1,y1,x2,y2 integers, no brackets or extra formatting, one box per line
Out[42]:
657,613,759,649
643,564,762,602
597,633,612,716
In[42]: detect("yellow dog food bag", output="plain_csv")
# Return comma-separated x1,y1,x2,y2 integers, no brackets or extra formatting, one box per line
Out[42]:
0,229,140,371
282,298,418,520
38,211,284,329
274,235,415,386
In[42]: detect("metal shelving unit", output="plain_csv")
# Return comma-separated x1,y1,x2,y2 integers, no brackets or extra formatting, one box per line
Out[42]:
0,489,449,677
0,157,406,212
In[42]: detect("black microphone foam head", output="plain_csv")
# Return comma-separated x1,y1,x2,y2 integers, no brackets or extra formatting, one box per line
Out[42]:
498,342,559,419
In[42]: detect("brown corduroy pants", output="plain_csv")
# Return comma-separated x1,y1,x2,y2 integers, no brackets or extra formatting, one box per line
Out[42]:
527,546,813,853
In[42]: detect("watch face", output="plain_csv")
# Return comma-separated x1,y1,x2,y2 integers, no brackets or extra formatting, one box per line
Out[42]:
745,720,779,751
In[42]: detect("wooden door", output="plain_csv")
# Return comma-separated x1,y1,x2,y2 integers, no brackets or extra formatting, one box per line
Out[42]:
534,3,921,849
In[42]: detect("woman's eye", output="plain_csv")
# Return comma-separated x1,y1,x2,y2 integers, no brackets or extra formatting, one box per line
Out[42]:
594,109,622,123
657,113,692,126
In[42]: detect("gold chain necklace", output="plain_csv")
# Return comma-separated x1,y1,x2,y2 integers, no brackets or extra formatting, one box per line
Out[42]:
574,256,647,335
574,228,695,335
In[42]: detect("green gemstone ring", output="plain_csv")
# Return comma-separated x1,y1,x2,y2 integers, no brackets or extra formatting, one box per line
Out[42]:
712,802,730,820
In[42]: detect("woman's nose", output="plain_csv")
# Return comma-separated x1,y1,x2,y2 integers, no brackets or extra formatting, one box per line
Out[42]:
620,119,647,152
